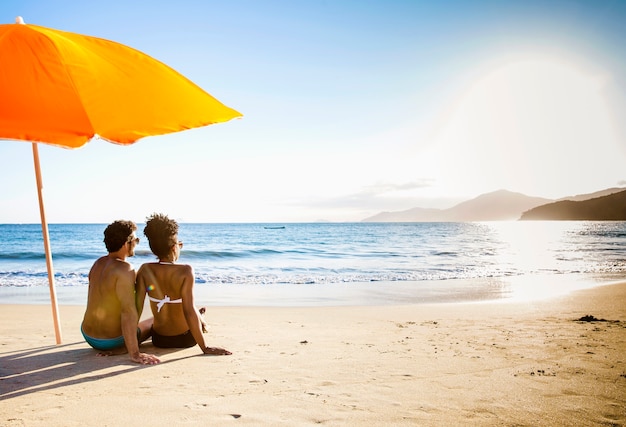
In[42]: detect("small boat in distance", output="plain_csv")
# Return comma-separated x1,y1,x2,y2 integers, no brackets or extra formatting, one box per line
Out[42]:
264,226,286,229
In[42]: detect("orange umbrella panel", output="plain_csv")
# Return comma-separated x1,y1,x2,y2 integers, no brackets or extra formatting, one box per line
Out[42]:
0,22,241,147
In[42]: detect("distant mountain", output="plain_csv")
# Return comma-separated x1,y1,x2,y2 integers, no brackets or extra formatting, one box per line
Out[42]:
362,187,626,222
363,190,552,222
443,190,552,221
556,187,626,202
520,189,626,220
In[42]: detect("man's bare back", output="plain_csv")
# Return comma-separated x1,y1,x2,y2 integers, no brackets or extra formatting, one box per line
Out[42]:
81,220,160,365
82,255,132,338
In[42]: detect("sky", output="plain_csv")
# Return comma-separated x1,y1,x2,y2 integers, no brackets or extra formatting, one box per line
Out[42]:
1,0,625,223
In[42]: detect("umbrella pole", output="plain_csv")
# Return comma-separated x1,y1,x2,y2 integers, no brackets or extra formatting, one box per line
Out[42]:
32,143,63,345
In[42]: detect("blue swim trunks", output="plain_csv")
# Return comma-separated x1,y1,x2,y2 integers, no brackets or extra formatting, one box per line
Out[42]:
81,324,140,351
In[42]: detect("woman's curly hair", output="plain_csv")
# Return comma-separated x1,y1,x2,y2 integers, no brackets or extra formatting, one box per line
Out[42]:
143,213,179,258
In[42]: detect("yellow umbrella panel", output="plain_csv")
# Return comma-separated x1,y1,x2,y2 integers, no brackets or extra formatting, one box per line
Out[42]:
1,20,241,147
0,18,241,343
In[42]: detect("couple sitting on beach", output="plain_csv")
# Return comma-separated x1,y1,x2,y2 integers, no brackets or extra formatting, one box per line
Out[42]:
80,213,231,365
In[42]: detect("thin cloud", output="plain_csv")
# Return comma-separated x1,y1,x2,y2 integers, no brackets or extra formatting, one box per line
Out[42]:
360,180,435,196
283,180,442,211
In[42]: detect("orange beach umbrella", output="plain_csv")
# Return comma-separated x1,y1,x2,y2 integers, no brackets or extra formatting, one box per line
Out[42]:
0,17,241,343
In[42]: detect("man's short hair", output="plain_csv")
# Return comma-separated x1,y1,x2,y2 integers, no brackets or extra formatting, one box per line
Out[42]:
103,220,137,252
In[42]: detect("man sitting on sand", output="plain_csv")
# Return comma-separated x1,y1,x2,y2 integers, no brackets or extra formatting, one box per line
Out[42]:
81,220,160,365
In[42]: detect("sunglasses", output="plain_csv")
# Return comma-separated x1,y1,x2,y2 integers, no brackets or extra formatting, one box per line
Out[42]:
127,237,140,244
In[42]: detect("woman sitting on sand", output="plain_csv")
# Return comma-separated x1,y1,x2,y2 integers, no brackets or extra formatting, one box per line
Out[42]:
136,213,231,356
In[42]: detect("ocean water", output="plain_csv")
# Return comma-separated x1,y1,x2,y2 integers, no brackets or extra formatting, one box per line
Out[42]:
0,222,625,306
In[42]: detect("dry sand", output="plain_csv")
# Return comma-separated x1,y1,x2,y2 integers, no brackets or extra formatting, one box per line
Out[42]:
1,281,625,426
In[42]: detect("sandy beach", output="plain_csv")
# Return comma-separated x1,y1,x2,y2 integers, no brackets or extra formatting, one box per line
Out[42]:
1,281,625,426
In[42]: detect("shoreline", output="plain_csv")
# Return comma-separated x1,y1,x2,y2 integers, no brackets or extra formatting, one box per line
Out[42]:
1,280,625,425
0,272,622,307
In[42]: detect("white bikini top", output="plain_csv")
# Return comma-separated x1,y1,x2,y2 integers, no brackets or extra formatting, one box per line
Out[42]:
147,261,183,312
149,295,182,312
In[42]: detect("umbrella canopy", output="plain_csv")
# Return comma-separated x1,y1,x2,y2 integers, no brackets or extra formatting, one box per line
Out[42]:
0,17,241,343
0,17,241,147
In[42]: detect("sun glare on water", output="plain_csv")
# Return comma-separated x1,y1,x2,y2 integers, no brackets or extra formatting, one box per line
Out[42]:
482,221,608,302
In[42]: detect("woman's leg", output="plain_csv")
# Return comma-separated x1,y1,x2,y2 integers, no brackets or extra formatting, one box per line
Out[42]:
138,318,154,343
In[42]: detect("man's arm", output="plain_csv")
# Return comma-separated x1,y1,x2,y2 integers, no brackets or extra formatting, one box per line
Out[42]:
115,265,160,364
135,265,147,318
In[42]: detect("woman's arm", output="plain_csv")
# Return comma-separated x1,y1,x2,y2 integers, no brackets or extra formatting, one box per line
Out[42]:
180,265,230,355
180,265,207,348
